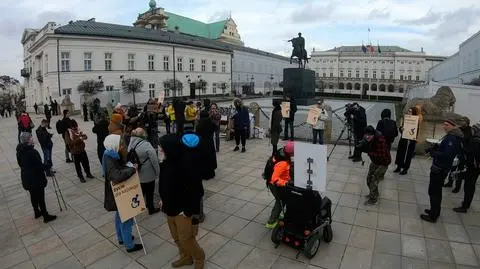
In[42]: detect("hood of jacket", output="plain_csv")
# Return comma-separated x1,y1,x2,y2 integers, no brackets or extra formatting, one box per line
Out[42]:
447,127,464,139
160,134,181,161
16,143,34,154
128,136,149,152
182,133,200,148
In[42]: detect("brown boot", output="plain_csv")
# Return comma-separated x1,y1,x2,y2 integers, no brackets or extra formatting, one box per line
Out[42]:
171,257,193,268
194,260,205,269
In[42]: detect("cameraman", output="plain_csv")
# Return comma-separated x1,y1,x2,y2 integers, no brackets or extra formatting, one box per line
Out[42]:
345,103,367,162
421,119,463,223
357,126,391,205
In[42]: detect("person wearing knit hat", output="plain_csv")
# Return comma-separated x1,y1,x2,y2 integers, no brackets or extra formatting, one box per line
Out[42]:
108,113,124,135
453,120,480,213
445,116,472,193
16,132,57,223
422,118,464,223
102,134,143,253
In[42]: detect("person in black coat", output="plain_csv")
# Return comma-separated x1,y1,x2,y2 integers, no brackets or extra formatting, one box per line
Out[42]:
231,98,250,152
376,109,398,150
394,107,419,175
282,94,297,141
196,110,217,180
346,103,367,162
82,103,88,122
445,116,472,193
92,111,110,164
35,119,54,176
16,132,56,223
43,104,51,129
158,133,206,268
173,98,186,135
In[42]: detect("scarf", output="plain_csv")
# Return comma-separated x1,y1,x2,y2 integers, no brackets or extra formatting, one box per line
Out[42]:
102,149,120,177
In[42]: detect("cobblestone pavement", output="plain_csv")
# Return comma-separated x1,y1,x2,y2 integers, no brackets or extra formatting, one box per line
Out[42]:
1,114,480,269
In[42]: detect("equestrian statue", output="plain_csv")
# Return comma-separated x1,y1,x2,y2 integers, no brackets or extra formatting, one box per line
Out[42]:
288,32,309,68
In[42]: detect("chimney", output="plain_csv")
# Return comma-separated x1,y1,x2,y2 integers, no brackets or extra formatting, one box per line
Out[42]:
88,18,96,22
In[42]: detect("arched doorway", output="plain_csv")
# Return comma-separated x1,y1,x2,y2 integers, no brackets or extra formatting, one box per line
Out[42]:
354,83,361,90
363,83,369,91
380,84,386,92
347,83,352,90
339,83,345,89
398,87,404,93
371,84,377,91
388,84,394,92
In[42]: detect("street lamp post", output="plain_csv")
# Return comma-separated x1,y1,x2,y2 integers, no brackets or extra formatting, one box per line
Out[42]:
250,75,254,95
269,74,274,96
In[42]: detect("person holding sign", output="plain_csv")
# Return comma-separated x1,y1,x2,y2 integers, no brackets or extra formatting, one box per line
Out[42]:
309,100,329,145
102,134,143,253
269,99,283,155
394,107,419,175
282,94,297,141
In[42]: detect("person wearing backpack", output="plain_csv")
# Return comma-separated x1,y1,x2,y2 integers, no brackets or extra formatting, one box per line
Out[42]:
453,122,480,213
376,109,398,151
36,119,54,176
65,120,94,182
265,141,294,229
127,128,161,215
17,110,33,143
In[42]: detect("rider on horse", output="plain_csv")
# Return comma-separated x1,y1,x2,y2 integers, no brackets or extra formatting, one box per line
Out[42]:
288,33,308,68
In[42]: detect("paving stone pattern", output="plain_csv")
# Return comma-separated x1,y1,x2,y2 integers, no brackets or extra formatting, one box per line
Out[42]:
0,114,479,269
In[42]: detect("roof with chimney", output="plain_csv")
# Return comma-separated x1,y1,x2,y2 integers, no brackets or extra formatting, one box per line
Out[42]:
326,45,412,53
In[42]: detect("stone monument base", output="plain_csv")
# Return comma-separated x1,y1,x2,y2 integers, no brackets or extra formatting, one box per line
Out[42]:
283,68,316,106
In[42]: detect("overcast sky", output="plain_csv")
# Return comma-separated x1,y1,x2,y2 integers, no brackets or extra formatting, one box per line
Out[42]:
1,0,480,80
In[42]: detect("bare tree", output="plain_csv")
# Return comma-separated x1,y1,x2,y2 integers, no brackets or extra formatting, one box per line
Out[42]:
122,78,144,105
467,76,480,86
77,79,104,95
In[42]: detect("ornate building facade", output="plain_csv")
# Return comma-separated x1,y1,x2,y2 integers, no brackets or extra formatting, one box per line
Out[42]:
310,46,445,97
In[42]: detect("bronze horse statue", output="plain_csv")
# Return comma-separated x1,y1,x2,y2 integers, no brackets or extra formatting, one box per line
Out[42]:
288,33,309,68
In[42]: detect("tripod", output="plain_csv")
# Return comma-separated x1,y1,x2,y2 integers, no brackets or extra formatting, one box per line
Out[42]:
49,171,68,211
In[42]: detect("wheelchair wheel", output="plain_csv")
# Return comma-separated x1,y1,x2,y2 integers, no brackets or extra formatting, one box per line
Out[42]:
271,226,284,245
323,225,333,243
304,233,321,259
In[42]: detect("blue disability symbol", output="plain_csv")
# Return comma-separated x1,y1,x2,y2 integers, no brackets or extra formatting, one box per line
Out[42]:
131,194,140,208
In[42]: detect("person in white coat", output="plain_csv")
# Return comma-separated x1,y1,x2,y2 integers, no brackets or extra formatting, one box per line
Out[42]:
311,100,329,145
128,128,161,215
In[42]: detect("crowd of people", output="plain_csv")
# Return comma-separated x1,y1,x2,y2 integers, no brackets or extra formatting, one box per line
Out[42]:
11,94,480,266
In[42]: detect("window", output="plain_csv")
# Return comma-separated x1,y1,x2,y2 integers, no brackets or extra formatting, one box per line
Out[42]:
128,53,135,71
148,55,155,71
340,70,344,77
356,70,360,78
60,52,70,72
400,75,404,80
408,62,412,64
163,56,169,71
416,75,420,81
45,55,48,73
373,70,376,79
163,82,170,97
62,88,72,95
177,57,183,71
212,83,217,94
373,61,376,64
390,61,393,64
364,70,368,78
408,75,412,80
149,83,155,98
212,60,217,72
189,58,195,72
201,59,206,72
348,61,352,63
83,52,92,71
381,71,385,79
105,85,114,91
382,61,385,64
389,71,394,79
401,61,404,64
348,70,352,78
365,61,368,64
330,72,333,77
356,61,360,63
323,72,326,77
221,61,226,73
105,53,112,71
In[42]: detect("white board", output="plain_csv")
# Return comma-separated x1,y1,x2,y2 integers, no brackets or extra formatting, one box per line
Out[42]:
293,142,327,192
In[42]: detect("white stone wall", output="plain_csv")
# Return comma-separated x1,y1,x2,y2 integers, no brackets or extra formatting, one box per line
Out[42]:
232,50,290,94
22,28,232,111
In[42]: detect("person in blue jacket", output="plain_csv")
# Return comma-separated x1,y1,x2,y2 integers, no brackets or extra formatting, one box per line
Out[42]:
421,119,463,223
231,98,250,152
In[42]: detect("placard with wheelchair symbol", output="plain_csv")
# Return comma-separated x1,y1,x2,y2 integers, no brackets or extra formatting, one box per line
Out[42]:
111,173,146,222
402,115,419,141
293,142,327,192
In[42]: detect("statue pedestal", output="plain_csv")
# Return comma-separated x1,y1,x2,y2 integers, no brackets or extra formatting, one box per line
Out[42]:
283,68,316,105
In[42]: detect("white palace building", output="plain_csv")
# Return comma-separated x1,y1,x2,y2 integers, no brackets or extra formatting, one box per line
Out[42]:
21,0,290,110
309,46,445,98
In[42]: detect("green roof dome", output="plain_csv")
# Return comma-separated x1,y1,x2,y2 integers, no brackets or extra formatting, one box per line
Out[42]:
149,0,156,9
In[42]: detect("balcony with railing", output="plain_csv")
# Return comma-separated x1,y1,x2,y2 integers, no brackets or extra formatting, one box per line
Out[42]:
21,68,30,78
36,71,43,82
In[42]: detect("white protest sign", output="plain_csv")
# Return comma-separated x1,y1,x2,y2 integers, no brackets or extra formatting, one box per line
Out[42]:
402,115,419,141
293,142,327,192
111,173,146,222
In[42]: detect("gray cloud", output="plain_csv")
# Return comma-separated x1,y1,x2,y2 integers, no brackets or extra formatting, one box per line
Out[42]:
368,8,390,20
428,6,480,40
0,10,75,38
290,1,335,23
395,8,441,25
208,10,231,22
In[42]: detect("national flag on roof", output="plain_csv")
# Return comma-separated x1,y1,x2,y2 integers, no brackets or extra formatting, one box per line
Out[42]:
369,45,375,54
377,43,381,54
361,43,367,53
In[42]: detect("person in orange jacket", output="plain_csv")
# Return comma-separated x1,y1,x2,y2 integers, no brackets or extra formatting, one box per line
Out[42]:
266,141,294,228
